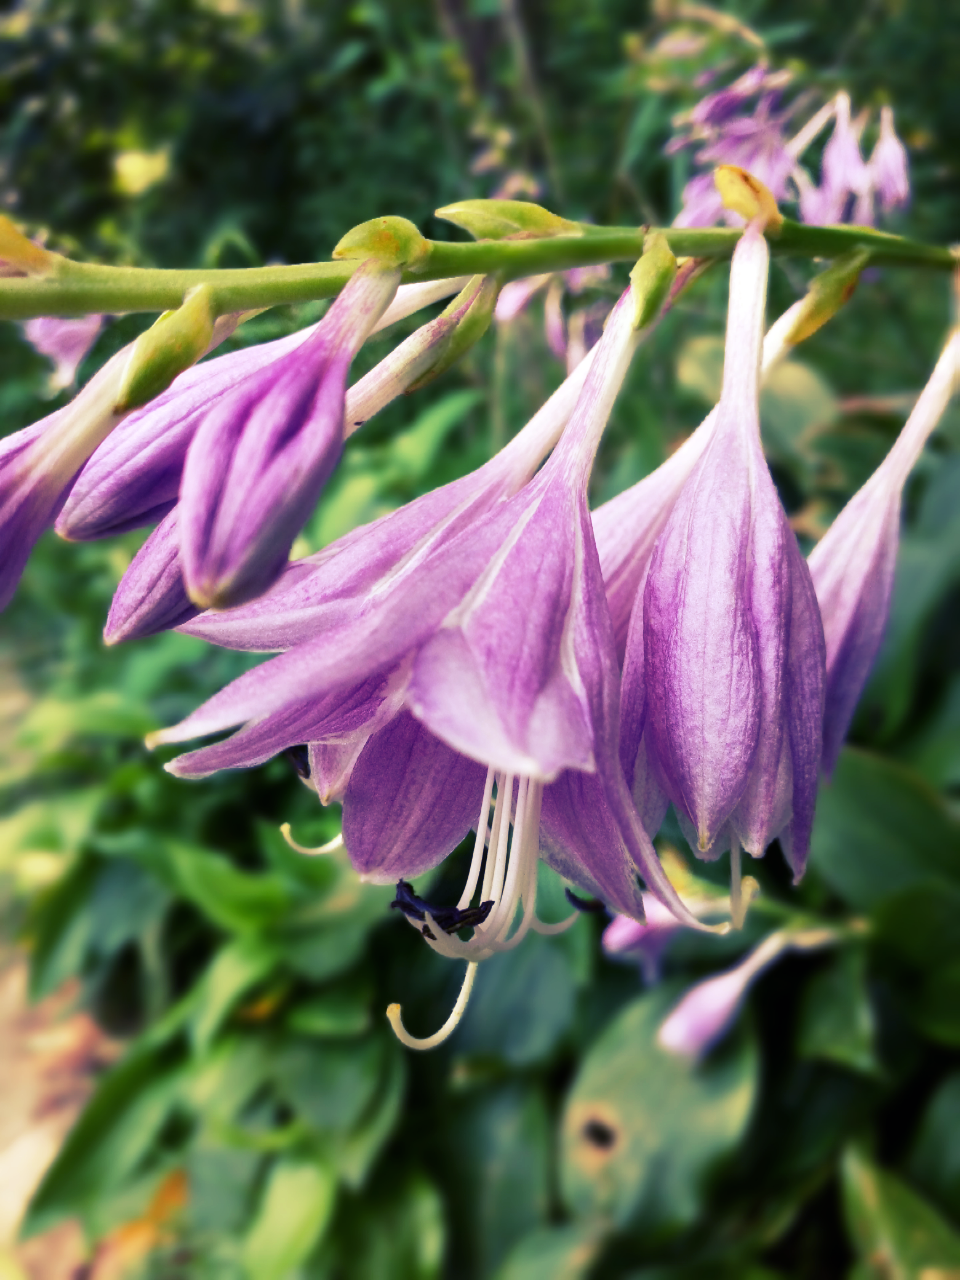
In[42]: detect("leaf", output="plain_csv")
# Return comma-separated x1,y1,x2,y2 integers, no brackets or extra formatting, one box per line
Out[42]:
242,1155,337,1280
286,981,373,1039
165,840,294,933
759,359,838,465
445,1084,552,1277
15,690,156,751
561,989,756,1231
675,334,724,405
872,883,960,972
797,947,879,1075
908,1072,960,1222
809,749,960,910
190,936,281,1053
273,1034,388,1137
842,1146,960,1278
914,960,960,1047
386,388,484,484
493,1224,604,1280
23,1045,183,1236
455,930,576,1066
331,1035,407,1189
28,855,99,999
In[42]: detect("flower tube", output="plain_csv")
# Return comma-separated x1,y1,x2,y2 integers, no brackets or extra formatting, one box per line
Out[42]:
809,328,960,772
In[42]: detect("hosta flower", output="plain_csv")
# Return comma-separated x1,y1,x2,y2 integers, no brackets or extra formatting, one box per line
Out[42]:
672,70,910,229
149,244,716,1048
809,328,960,772
657,927,834,1059
23,313,104,392
0,347,130,611
176,261,402,609
56,276,468,543
631,222,825,887
104,275,506,644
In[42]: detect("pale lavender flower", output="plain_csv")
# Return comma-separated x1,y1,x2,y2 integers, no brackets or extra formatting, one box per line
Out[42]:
818,92,872,223
0,348,131,610
809,329,959,773
869,105,910,214
658,927,834,1058
636,224,825,879
603,891,725,983
23,314,104,391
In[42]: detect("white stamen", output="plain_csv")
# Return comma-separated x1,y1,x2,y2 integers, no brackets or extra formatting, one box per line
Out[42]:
457,766,496,910
532,912,579,935
280,823,343,856
386,961,478,1051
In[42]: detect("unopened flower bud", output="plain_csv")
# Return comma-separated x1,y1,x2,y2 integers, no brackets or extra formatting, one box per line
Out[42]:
115,285,217,412
434,198,582,241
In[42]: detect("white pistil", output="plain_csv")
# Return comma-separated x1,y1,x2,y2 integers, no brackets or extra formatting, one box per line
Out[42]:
387,961,478,1052
386,768,577,1049
280,823,344,856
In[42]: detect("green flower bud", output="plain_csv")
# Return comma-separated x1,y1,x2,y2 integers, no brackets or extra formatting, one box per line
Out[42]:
434,199,582,241
407,274,501,391
630,232,678,329
115,284,217,412
332,217,430,268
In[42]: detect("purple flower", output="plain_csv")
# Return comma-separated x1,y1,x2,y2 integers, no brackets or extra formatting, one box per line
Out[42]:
631,224,825,881
818,92,872,223
177,261,401,609
869,106,910,214
657,926,834,1058
148,251,720,1047
23,314,104,391
0,348,131,610
603,887,731,983
103,275,510,644
808,329,959,773
56,276,469,544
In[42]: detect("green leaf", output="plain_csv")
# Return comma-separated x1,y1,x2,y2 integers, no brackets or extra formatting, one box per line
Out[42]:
329,1035,407,1189
797,947,879,1075
759,359,839,466
455,930,576,1066
842,1146,960,1277
914,960,960,1047
23,1045,183,1236
445,1084,552,1277
385,389,484,483
872,883,960,971
809,749,960,910
14,690,156,752
28,855,99,999
166,840,294,933
675,334,724,405
561,989,756,1231
285,981,373,1039
908,1072,960,1222
493,1224,603,1280
273,1034,388,1137
242,1155,337,1280
190,935,281,1053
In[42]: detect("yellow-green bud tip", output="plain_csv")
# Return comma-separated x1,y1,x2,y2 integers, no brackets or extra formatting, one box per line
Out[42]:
332,217,430,269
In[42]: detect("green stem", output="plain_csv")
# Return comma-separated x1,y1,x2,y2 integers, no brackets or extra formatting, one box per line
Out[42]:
0,218,951,320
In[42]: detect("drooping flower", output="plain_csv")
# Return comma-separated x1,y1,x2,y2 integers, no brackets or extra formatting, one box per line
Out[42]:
631,221,825,885
671,70,910,229
869,105,911,214
657,926,835,1059
56,276,469,544
177,260,403,609
0,347,131,611
103,275,504,644
23,314,104,392
148,243,719,1048
495,264,611,372
808,328,960,773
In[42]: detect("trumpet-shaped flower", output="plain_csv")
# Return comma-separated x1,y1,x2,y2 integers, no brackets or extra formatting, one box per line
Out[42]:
632,224,825,881
0,348,130,610
809,329,960,772
148,259,717,1047
177,260,400,609
869,105,911,214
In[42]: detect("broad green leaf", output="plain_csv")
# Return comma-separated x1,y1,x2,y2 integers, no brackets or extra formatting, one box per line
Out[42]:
386,388,484,483
842,1146,960,1277
242,1155,336,1280
809,749,960,909
14,690,156,752
166,840,294,933
313,1173,444,1280
186,1140,262,1236
190,935,281,1052
286,981,373,1039
675,334,724,405
797,947,879,1075
908,1072,960,1222
872,883,960,971
455,930,576,1066
445,1084,552,1278
561,989,756,1230
760,358,839,466
185,1034,275,1131
27,855,99,998
23,1045,183,1236
329,1035,407,1189
273,1033,387,1137
493,1224,603,1280
914,960,960,1047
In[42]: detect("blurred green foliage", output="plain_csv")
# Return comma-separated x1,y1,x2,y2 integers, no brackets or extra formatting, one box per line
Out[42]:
1,1,960,1278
